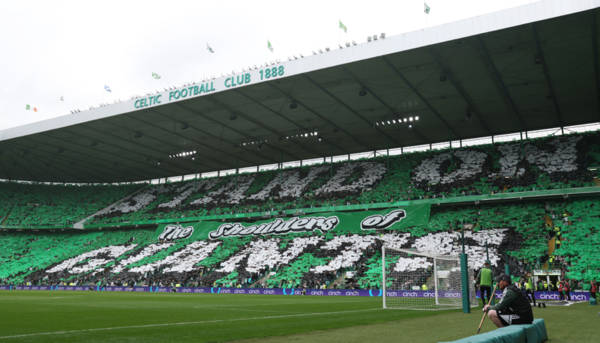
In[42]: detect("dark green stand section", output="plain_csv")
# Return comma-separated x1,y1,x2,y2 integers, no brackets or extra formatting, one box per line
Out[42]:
438,318,548,343
460,253,470,313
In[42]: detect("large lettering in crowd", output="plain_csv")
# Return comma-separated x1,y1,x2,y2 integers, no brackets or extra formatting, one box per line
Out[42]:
412,136,581,186
208,216,339,239
93,161,387,217
36,206,508,286
92,136,584,220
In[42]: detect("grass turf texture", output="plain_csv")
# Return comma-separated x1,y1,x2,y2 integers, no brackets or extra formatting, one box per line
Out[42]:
0,291,596,342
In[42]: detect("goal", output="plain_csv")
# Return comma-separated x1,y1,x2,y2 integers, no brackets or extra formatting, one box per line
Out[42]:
381,246,475,310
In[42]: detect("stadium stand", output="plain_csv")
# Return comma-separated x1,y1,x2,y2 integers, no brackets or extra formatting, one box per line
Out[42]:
84,131,600,228
0,182,141,228
1,131,599,292
0,131,598,229
0,195,596,291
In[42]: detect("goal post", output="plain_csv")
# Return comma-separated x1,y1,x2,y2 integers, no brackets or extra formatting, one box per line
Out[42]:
381,245,475,311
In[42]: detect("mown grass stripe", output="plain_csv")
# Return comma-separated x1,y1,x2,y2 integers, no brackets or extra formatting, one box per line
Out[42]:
0,308,379,340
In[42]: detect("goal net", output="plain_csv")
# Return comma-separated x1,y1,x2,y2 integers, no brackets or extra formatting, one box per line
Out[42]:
381,246,475,310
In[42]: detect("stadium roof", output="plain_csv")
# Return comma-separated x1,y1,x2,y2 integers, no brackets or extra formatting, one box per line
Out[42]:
1,0,600,183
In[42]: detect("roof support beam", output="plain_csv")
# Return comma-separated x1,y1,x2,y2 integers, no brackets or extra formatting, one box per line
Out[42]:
148,108,259,166
303,73,405,148
1,150,36,181
233,88,346,154
427,48,493,135
173,103,280,164
228,90,323,157
123,115,233,170
473,36,528,131
59,126,183,178
265,83,374,152
531,23,564,128
341,65,432,144
381,56,460,139
592,12,600,121
0,155,10,180
3,140,112,182
203,96,304,161
89,120,208,172
153,108,274,166
16,136,130,181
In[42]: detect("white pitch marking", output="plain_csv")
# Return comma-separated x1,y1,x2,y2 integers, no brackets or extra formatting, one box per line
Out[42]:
0,308,379,340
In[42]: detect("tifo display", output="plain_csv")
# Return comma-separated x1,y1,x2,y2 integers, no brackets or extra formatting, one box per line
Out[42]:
0,131,599,301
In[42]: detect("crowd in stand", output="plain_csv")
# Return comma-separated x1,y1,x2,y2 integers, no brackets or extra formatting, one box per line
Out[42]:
1,132,600,294
1,132,598,229
87,133,597,225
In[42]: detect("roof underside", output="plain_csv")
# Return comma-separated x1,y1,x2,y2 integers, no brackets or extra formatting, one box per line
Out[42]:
2,5,600,182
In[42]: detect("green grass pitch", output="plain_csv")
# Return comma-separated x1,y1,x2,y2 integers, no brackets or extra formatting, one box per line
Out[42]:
0,291,597,342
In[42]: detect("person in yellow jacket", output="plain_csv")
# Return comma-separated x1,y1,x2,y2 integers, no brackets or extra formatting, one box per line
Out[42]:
524,274,536,306
476,261,493,307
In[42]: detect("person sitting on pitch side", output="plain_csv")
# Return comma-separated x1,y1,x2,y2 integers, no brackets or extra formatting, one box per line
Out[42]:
483,274,533,328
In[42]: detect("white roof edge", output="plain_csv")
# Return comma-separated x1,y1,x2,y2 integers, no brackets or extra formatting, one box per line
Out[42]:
2,0,598,142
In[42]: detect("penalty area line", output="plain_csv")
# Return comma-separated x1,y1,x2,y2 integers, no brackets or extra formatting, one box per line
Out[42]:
0,308,379,340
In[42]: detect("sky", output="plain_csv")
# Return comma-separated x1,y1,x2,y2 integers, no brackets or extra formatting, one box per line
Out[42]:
0,0,539,131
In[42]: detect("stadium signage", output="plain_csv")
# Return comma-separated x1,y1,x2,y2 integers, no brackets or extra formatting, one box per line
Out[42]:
134,82,217,109
158,224,194,241
360,209,406,230
3,286,592,300
168,82,216,101
208,216,339,239
134,95,162,109
131,66,286,110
